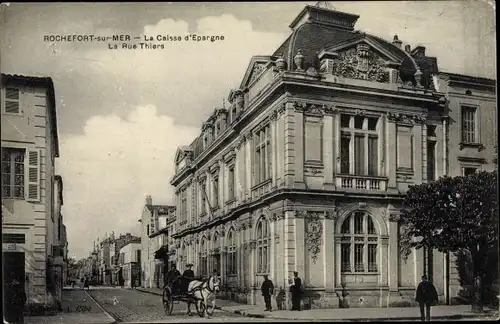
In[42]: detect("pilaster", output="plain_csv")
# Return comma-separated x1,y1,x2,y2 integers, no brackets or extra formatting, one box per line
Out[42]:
294,106,305,186
245,136,252,199
250,239,257,304
283,102,296,187
334,111,341,174
323,113,334,189
381,236,389,287
323,215,335,291
294,215,305,279
386,119,397,189
388,208,400,292
271,112,278,187
414,124,423,184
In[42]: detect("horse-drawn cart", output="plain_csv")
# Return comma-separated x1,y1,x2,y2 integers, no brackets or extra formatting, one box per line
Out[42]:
162,276,212,317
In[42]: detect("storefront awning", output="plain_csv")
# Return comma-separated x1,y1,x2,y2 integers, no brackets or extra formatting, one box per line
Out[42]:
154,245,168,260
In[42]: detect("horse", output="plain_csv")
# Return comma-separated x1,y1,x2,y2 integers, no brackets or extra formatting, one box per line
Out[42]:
186,275,220,318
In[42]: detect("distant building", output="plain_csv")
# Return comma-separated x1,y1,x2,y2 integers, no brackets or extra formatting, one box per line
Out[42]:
139,195,175,288
1,73,64,309
119,239,141,288
99,236,113,285
111,233,140,285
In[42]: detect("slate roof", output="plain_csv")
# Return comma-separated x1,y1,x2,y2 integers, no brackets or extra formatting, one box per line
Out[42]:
181,6,443,161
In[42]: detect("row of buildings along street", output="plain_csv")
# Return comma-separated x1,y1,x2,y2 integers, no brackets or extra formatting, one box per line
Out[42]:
2,2,497,319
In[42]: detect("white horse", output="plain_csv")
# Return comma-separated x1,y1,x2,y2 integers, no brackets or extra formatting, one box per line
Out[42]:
186,275,220,318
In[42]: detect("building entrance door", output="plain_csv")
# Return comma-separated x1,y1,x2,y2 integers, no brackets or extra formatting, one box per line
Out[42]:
3,252,26,323
213,254,221,275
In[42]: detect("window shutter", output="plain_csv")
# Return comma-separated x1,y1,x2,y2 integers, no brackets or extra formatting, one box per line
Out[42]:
5,88,20,114
25,149,40,202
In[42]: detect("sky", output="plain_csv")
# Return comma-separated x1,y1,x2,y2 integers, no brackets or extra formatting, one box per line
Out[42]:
0,1,496,260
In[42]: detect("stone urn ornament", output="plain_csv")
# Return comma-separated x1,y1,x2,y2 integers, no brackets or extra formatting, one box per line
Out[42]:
275,55,286,71
294,49,304,71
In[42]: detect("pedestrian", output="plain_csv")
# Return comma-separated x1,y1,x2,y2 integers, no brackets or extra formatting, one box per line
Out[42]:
5,278,27,324
289,271,303,311
415,275,439,321
182,263,195,294
261,275,274,311
84,277,90,291
276,287,286,310
166,264,181,295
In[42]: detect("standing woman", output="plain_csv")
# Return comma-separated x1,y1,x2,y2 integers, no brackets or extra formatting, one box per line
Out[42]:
289,271,303,311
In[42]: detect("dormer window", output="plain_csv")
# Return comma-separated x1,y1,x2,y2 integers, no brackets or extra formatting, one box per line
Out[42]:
203,136,208,149
216,123,221,136
232,106,237,122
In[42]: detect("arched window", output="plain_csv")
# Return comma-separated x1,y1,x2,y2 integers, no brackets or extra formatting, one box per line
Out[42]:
340,211,378,273
200,238,208,276
256,218,270,274
226,229,237,275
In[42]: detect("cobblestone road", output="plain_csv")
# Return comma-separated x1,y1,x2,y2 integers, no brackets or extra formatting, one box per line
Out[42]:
87,288,250,323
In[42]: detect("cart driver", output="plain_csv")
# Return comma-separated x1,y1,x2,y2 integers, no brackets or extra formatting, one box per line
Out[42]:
182,263,195,293
166,264,181,294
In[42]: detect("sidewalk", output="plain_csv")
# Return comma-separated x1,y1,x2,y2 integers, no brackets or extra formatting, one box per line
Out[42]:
222,304,499,321
24,289,115,324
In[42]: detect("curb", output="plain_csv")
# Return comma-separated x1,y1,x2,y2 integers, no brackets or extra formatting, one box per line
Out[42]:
135,288,222,310
84,290,118,324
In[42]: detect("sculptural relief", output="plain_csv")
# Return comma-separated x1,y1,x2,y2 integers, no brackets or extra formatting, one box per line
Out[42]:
332,45,390,83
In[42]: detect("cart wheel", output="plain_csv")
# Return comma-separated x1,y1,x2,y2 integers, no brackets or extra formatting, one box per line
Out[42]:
163,288,174,315
197,300,206,317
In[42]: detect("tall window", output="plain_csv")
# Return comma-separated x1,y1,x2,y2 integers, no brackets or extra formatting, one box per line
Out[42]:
2,148,25,199
200,181,207,215
226,229,237,275
200,238,208,276
340,211,378,273
212,234,220,274
463,167,478,176
4,87,20,114
180,188,187,221
253,125,271,185
340,115,379,176
228,166,235,201
182,245,187,267
461,106,477,143
212,176,219,208
256,218,270,273
427,125,437,182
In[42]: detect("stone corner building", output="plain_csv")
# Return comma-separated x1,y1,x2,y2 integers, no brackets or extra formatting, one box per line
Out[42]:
169,4,497,309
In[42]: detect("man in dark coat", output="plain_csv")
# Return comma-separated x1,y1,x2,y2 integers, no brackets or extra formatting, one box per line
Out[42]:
182,264,195,293
415,275,439,321
5,279,26,324
166,264,181,294
261,275,274,311
290,271,303,311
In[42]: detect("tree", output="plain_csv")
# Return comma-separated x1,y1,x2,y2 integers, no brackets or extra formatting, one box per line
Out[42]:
399,171,498,312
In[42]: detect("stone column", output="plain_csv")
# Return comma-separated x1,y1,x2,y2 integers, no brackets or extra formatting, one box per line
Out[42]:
221,246,227,285
380,237,389,287
442,118,448,176
283,210,295,309
386,119,397,190
323,112,334,190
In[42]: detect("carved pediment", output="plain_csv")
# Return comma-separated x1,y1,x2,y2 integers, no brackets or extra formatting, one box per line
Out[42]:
239,56,272,89
174,146,192,164
330,44,391,83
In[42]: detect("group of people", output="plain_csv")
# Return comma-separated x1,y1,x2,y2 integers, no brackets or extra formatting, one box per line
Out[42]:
260,271,303,312
260,272,438,321
165,263,196,295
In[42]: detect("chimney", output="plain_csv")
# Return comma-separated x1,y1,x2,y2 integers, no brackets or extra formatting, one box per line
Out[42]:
412,46,426,57
392,35,402,48
145,195,152,206
404,44,411,53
